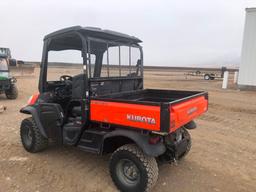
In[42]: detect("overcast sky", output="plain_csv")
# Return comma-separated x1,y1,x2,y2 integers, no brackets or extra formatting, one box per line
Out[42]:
0,0,256,67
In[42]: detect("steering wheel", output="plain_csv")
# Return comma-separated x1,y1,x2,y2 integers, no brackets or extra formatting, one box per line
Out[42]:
54,75,72,99
60,75,72,81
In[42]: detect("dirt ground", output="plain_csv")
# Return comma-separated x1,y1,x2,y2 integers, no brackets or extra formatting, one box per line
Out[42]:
0,68,255,192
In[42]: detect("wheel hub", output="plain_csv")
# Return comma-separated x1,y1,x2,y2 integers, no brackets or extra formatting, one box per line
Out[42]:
116,159,140,186
123,162,139,181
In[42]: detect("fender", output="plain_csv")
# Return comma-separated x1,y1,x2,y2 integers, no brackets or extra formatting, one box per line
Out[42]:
184,120,197,129
102,129,166,157
20,105,47,138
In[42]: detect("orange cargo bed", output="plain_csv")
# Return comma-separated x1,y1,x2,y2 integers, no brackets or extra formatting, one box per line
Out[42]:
90,89,208,133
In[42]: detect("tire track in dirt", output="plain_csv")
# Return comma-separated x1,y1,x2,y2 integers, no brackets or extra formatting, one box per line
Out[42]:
194,112,256,187
199,113,256,141
208,102,256,114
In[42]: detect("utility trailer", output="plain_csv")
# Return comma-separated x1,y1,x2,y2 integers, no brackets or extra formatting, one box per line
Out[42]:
185,67,227,80
20,26,208,192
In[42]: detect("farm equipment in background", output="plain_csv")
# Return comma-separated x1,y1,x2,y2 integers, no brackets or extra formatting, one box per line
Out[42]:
0,55,18,99
185,67,227,80
0,47,35,77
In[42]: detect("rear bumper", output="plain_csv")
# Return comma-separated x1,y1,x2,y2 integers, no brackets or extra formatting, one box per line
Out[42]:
159,128,191,162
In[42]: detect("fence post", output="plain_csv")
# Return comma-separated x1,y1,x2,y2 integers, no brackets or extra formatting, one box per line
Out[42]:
222,71,229,89
233,71,238,84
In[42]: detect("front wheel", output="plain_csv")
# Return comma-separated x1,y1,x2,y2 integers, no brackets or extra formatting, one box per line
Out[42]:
20,117,48,153
110,144,158,192
5,84,18,99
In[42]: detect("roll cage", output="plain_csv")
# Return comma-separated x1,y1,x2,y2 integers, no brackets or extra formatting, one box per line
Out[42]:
0,48,11,59
39,26,144,96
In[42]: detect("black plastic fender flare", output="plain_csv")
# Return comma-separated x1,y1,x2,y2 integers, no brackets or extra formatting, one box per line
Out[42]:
184,120,197,129
20,106,47,138
102,129,166,157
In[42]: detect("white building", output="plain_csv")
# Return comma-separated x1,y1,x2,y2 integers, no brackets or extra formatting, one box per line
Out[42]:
238,8,256,90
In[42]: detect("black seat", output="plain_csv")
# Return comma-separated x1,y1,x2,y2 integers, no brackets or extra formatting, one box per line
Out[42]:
72,106,82,116
70,74,84,117
72,74,85,100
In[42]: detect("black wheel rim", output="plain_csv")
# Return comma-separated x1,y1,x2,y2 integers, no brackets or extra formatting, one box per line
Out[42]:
116,158,140,187
22,125,33,147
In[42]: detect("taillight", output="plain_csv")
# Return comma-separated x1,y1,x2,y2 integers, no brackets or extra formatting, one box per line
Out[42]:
149,136,161,145
27,93,39,105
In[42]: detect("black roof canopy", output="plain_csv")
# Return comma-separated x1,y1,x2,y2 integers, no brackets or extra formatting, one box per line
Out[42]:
44,26,142,51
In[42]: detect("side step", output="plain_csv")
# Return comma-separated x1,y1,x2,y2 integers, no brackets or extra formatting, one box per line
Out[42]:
63,122,81,146
77,129,109,154
77,144,100,154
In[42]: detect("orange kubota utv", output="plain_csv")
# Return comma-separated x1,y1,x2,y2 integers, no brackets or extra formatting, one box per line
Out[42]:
20,26,208,192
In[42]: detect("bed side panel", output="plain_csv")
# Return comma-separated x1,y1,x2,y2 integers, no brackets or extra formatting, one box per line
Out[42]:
170,96,208,132
90,100,161,131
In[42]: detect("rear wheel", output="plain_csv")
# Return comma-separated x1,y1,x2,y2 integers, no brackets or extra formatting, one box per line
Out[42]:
204,74,210,80
110,144,158,192
5,84,18,99
20,117,48,153
179,128,192,159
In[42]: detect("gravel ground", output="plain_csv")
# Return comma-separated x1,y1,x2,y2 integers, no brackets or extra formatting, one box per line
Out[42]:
0,68,255,192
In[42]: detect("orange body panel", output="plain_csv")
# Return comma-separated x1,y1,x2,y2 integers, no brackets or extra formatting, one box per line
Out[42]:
90,96,208,133
90,100,161,131
170,96,208,132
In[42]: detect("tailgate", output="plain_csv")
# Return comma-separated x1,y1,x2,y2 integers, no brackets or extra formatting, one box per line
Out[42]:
170,95,208,132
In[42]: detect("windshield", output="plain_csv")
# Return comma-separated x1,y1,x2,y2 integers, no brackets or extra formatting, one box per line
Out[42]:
0,48,9,56
46,50,84,81
0,58,8,70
